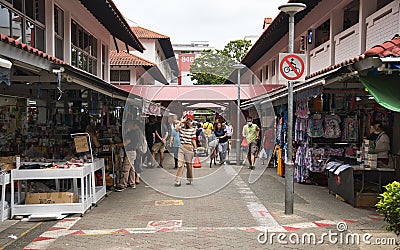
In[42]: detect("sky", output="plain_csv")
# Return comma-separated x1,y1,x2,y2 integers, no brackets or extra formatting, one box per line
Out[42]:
113,0,289,49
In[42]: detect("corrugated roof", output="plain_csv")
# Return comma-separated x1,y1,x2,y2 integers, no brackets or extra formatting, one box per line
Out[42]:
110,50,155,66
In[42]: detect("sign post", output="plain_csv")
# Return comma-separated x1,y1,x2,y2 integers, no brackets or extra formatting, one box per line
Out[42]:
279,52,306,215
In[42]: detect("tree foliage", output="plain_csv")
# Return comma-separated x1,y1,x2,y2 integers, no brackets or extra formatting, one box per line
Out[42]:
220,39,252,63
189,39,252,85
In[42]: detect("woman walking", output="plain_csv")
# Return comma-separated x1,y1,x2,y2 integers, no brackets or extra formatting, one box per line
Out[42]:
174,111,197,187
214,122,228,165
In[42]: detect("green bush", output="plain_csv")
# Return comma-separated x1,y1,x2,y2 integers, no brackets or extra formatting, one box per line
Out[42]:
376,181,400,236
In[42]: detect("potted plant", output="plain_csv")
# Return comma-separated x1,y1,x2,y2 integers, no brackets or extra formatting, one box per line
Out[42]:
376,181,400,236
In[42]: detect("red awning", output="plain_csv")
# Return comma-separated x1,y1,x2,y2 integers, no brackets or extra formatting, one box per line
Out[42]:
117,84,284,102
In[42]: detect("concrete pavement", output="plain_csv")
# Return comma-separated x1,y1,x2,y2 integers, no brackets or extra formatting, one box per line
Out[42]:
0,154,398,249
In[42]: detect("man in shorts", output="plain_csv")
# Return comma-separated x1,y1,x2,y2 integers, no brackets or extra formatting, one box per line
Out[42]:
242,116,259,170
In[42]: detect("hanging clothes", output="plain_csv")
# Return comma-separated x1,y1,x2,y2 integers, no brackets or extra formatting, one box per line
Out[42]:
294,146,309,183
323,114,341,139
305,147,326,172
342,116,359,142
307,114,324,138
296,99,310,119
295,118,308,143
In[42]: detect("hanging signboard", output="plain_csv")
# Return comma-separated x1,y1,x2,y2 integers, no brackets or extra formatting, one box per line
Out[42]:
74,136,89,153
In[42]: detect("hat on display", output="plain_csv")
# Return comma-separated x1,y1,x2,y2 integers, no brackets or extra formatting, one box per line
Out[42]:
183,110,195,121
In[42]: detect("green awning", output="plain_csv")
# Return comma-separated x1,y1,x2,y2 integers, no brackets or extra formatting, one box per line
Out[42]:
359,74,400,112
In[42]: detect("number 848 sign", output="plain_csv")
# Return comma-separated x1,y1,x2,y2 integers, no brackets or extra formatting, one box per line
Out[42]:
278,53,307,83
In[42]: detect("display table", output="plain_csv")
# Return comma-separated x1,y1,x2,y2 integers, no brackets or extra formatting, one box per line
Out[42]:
0,173,10,221
328,163,396,207
91,158,106,205
11,165,93,217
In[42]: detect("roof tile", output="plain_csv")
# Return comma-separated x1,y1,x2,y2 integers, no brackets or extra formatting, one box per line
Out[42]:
130,26,169,39
109,50,155,66
0,33,67,65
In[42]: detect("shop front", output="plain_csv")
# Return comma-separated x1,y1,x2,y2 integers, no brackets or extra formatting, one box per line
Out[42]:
251,39,400,208
0,48,142,219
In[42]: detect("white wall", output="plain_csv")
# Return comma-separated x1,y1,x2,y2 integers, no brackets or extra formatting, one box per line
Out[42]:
53,0,112,80
250,0,397,78
132,40,156,62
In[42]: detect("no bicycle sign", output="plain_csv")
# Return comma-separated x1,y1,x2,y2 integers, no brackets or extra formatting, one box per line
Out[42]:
279,53,307,83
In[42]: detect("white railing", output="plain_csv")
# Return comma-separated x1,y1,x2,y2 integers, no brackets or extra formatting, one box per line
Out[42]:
366,0,400,49
309,41,331,74
334,23,360,64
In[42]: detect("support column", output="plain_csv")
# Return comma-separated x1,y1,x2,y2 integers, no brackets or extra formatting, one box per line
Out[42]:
330,9,344,65
359,0,377,53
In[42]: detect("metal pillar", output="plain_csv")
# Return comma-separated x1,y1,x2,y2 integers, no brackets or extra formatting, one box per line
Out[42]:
236,69,241,166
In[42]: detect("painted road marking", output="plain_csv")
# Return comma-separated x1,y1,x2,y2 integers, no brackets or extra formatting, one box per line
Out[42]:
155,200,184,206
20,215,378,248
147,220,182,229
223,164,282,229
22,217,81,250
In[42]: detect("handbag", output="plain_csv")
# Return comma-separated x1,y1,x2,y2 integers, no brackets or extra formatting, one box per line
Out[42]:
193,156,202,168
241,138,248,147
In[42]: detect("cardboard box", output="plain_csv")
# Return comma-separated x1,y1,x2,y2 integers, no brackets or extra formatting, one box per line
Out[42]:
25,192,78,204
0,156,17,164
356,192,379,207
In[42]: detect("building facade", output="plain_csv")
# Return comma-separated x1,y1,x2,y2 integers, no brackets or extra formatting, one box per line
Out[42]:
243,0,395,85
173,41,213,85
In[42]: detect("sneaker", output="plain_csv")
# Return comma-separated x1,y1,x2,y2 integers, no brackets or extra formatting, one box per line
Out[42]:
174,182,181,187
131,184,136,189
115,186,125,192
157,164,163,168
186,180,192,185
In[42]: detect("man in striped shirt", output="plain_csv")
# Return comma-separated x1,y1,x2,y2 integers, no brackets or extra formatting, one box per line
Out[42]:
174,111,197,187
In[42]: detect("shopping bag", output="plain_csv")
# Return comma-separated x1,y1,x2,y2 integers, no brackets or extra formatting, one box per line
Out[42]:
241,138,248,147
193,157,202,168
259,148,268,159
209,139,219,148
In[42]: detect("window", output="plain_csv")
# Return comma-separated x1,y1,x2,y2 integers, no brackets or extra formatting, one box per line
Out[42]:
71,20,97,74
343,0,359,30
0,0,45,51
271,60,276,76
110,70,130,84
265,65,269,80
259,69,262,82
315,20,330,47
54,5,64,59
